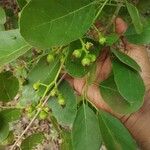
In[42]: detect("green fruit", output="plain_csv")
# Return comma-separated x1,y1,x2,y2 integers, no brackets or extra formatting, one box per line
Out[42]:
58,96,65,106
47,54,54,63
88,54,96,62
81,57,91,66
33,82,40,90
72,49,82,58
99,37,106,45
39,111,48,120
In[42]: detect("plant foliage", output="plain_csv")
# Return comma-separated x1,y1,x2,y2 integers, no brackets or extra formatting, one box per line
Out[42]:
0,0,149,149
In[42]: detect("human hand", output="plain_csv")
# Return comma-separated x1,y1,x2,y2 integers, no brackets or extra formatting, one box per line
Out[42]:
67,18,150,149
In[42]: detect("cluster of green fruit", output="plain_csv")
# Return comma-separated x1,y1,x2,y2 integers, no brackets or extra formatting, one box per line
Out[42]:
72,36,107,66
28,86,65,120
72,41,97,66
50,88,65,106
26,104,49,120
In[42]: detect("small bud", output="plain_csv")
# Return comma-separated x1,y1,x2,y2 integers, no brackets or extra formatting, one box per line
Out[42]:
81,57,91,66
85,42,93,50
47,54,54,63
99,37,106,45
72,49,82,58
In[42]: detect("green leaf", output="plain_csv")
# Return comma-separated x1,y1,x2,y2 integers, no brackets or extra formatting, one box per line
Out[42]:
65,39,101,78
0,7,6,25
106,33,119,46
125,23,150,44
0,71,19,102
28,55,60,85
0,24,5,31
112,59,145,104
18,85,40,107
1,131,14,146
48,81,77,127
20,133,44,150
111,49,141,72
99,75,143,114
20,0,97,48
98,110,137,150
0,116,9,142
19,55,60,106
16,0,27,9
0,29,31,67
126,1,143,34
72,104,101,150
0,109,21,122
0,7,6,31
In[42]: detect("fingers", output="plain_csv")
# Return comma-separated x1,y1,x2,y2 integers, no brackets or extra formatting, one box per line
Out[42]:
115,17,128,35
126,44,150,90
72,77,113,113
115,18,150,90
86,84,113,113
122,90,150,149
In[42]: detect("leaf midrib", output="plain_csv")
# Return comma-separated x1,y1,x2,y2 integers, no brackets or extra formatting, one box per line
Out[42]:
99,114,121,149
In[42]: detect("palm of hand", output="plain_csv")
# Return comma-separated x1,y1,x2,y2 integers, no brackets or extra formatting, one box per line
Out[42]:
67,18,150,149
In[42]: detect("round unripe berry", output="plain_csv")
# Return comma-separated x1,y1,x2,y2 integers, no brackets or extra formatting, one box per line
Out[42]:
33,82,40,90
99,37,106,45
47,54,54,63
72,49,82,58
88,54,96,62
58,97,65,106
39,111,48,120
81,57,91,66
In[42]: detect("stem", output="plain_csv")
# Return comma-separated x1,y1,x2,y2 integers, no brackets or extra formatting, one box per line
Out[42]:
79,38,89,54
10,57,66,150
94,0,109,21
92,24,104,39
10,108,41,150
79,38,85,49
104,1,123,33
